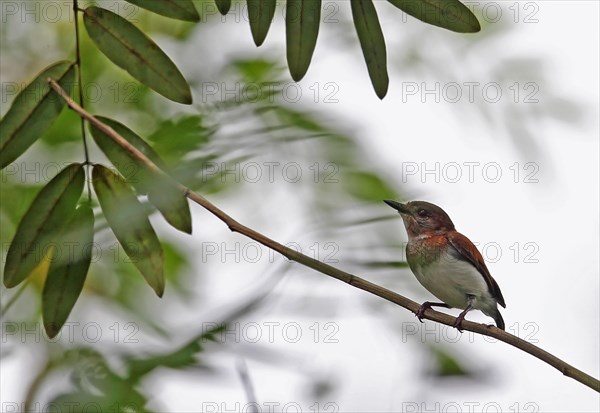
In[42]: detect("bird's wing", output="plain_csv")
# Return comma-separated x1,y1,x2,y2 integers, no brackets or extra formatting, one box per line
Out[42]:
447,232,506,308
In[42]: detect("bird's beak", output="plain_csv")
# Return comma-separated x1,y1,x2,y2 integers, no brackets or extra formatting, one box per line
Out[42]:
384,200,409,214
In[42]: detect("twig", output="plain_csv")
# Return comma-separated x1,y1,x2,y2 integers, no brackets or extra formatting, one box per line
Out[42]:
72,0,91,201
236,359,259,413
48,78,600,393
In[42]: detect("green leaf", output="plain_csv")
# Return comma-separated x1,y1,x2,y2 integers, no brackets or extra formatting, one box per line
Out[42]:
50,351,148,411
270,106,327,132
161,241,190,294
215,0,231,15
430,347,471,376
92,165,164,296
247,0,277,46
351,0,389,99
387,0,481,33
83,6,192,104
343,170,397,202
147,115,211,162
90,116,164,194
0,61,75,169
51,393,147,413
89,117,192,234
128,339,201,379
42,205,94,338
148,182,192,234
123,0,200,22
127,324,225,380
232,59,281,83
146,116,204,144
286,0,322,81
3,163,85,287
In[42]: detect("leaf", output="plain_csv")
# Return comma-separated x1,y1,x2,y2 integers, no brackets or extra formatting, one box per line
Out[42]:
3,164,84,288
128,339,201,379
148,182,192,234
161,241,190,295
92,165,164,296
247,0,277,46
343,170,397,202
0,61,75,169
286,0,322,81
50,349,148,411
90,116,164,194
83,6,192,104
270,106,327,132
232,59,281,83
215,0,231,15
28,246,55,291
147,115,211,162
127,324,225,380
387,0,481,33
429,347,471,377
50,393,146,413
89,117,192,234
123,0,200,22
42,205,94,338
351,0,389,99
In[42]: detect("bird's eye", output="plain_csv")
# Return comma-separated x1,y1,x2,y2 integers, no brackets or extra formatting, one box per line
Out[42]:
417,209,428,218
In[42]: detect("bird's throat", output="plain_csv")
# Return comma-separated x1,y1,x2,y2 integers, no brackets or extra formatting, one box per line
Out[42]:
405,235,449,269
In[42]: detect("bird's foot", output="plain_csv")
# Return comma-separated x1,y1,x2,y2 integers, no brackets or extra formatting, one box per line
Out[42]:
453,300,474,333
452,317,465,333
415,304,430,323
416,302,451,323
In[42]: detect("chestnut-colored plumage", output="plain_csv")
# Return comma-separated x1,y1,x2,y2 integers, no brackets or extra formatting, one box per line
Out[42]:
385,200,506,330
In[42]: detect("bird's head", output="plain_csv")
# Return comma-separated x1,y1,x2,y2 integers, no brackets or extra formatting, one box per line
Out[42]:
384,200,455,239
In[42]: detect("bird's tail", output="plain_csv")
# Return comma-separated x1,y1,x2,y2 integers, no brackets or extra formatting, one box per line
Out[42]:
493,309,505,330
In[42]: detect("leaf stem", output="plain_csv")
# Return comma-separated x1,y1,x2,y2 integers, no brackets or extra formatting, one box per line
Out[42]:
73,0,91,201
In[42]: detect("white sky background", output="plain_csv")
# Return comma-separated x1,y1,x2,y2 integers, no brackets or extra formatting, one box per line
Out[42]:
1,1,599,412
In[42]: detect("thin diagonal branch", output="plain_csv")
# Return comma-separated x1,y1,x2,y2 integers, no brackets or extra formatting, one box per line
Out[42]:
48,78,600,393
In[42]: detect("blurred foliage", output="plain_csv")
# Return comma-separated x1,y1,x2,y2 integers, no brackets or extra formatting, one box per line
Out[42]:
20,325,224,412
428,347,470,377
0,11,412,406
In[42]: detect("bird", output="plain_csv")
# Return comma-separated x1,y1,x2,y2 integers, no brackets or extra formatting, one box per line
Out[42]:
384,200,506,331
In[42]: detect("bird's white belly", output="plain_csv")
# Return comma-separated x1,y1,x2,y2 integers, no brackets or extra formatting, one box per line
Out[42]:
411,251,495,311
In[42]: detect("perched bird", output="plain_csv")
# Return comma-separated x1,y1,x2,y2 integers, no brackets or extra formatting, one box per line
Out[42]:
384,200,506,330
